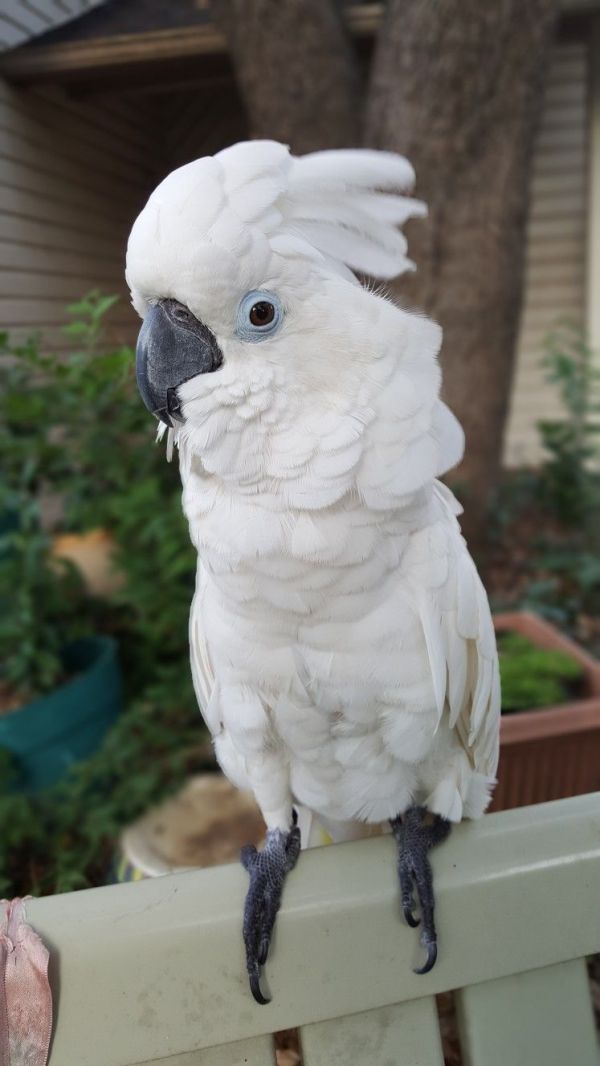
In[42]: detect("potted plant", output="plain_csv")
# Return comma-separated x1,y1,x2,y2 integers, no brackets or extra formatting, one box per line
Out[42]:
491,611,600,811
0,291,197,792
0,476,123,792
0,311,125,792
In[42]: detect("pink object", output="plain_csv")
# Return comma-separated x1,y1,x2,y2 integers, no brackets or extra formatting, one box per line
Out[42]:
0,899,52,1066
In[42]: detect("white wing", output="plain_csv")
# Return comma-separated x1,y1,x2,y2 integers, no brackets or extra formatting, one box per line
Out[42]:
406,483,501,779
189,564,218,732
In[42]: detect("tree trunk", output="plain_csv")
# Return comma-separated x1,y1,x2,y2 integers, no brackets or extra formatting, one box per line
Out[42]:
213,0,361,152
365,0,558,542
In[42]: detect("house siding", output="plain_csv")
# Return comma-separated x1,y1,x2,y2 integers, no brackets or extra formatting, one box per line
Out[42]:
504,39,588,467
0,79,154,351
0,1,106,52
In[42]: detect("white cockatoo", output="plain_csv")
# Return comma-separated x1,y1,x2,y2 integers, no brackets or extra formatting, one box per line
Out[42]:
126,140,500,1003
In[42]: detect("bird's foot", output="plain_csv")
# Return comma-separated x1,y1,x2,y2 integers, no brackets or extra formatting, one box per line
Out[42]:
389,805,451,975
241,813,301,1005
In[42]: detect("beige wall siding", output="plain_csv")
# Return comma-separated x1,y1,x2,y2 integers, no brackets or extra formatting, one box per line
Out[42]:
0,79,155,351
504,40,588,467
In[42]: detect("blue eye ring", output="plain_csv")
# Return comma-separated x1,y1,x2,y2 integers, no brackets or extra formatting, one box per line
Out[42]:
236,289,283,343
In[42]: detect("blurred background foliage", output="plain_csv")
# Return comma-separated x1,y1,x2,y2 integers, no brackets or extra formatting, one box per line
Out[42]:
0,297,599,898
486,321,600,636
0,293,205,896
1,291,196,710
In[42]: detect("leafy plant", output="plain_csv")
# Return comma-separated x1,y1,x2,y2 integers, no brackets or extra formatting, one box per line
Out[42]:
0,694,212,897
486,325,600,639
0,330,91,703
0,513,87,702
498,632,583,713
0,292,207,894
0,292,196,710
537,322,600,529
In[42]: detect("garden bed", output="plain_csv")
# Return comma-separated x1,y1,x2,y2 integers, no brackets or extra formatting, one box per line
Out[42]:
492,611,600,811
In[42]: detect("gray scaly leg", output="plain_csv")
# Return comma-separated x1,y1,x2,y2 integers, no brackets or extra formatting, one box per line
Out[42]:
241,812,301,1004
390,805,451,974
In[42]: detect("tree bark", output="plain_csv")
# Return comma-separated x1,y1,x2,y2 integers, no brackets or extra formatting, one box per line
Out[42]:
365,0,558,542
213,0,361,152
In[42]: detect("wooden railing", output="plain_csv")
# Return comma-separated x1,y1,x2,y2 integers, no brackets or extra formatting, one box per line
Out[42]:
29,792,600,1065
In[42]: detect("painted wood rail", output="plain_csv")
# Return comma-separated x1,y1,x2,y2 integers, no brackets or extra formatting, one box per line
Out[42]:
28,792,600,1065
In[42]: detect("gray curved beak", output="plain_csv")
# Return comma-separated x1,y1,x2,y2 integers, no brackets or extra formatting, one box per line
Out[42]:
136,300,223,426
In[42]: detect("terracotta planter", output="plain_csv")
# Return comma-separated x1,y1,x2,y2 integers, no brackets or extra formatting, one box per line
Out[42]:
490,611,600,812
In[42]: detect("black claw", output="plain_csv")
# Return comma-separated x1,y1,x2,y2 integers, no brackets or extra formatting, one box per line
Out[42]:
389,806,450,975
241,824,301,1004
414,939,438,975
403,903,420,929
249,969,270,1006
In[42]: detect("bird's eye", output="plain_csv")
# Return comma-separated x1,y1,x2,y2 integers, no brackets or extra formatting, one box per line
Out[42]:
249,301,275,327
236,290,283,343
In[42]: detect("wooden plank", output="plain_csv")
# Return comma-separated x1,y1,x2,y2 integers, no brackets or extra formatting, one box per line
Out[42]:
0,84,157,171
301,999,444,1066
132,1035,275,1066
524,262,585,288
0,267,128,298
0,81,156,167
586,16,600,354
30,84,158,154
0,183,134,237
521,282,583,308
0,152,141,216
535,125,585,152
0,212,129,257
0,297,133,326
1,1,51,35
526,237,584,266
0,239,121,278
0,111,156,189
0,22,30,51
527,215,586,241
0,158,139,222
23,795,600,1066
518,305,584,332
456,959,599,1066
530,170,585,197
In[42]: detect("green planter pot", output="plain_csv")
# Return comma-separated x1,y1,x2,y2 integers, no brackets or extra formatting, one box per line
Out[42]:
0,636,122,792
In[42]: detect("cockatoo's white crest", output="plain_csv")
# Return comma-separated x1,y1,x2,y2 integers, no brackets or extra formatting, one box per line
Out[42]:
126,139,425,319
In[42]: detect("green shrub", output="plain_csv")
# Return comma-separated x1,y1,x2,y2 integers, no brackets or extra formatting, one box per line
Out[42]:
0,293,204,896
0,695,213,897
537,323,600,530
0,292,196,710
488,324,600,635
499,632,583,713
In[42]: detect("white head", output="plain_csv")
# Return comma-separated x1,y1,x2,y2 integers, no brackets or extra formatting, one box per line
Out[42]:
126,140,430,443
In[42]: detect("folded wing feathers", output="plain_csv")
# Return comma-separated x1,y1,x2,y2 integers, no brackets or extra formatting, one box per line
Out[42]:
416,536,500,779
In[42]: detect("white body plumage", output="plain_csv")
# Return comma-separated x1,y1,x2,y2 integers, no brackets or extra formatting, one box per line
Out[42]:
126,140,500,837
